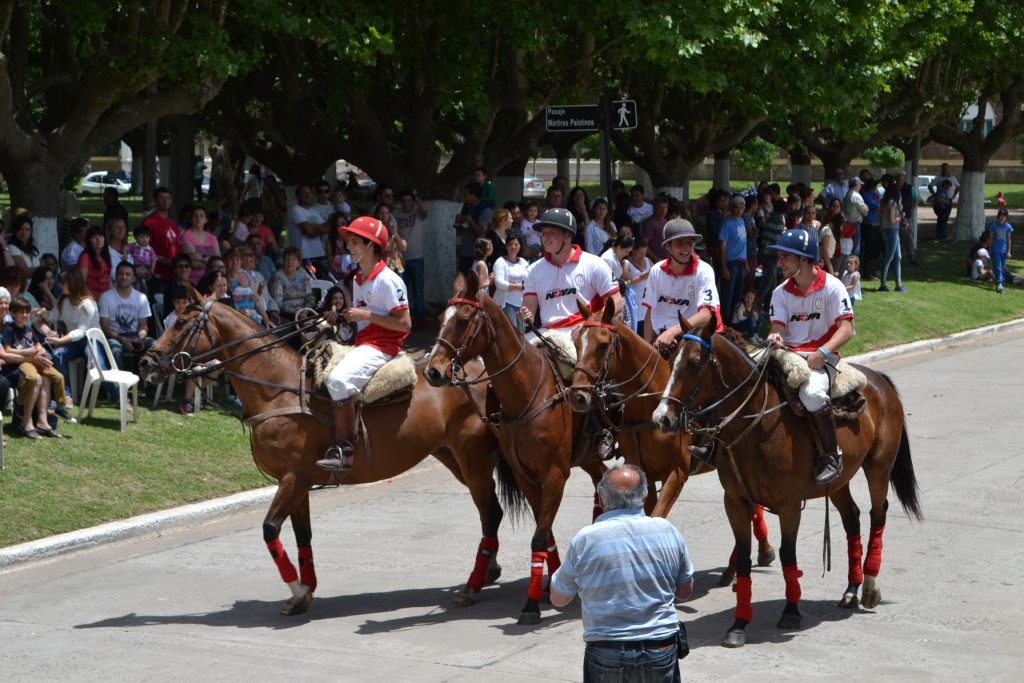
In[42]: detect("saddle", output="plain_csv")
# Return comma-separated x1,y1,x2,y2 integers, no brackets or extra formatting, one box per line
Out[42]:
309,342,417,405
529,332,576,382
750,346,868,420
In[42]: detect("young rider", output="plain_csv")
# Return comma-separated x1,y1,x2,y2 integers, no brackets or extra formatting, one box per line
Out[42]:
641,218,723,354
519,208,622,339
316,216,411,472
765,228,854,485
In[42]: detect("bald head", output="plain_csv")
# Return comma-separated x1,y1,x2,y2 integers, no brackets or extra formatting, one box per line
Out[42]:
597,465,648,511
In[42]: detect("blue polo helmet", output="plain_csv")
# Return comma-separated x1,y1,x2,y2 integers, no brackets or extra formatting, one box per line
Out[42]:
767,228,818,261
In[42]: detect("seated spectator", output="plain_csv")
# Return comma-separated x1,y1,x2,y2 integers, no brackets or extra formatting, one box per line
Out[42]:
224,248,269,326
127,224,158,294
198,270,232,307
239,245,277,323
519,200,542,259
61,217,89,271
268,247,315,325
27,265,58,313
971,248,994,282
99,261,156,372
49,268,100,412
246,234,278,281
38,253,62,301
78,225,112,300
0,287,21,445
3,296,69,438
248,209,279,262
731,289,762,341
7,214,41,278
162,284,199,415
163,254,195,320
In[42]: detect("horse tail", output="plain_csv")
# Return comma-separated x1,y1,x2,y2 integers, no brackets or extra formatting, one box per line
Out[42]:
877,371,923,522
495,453,530,528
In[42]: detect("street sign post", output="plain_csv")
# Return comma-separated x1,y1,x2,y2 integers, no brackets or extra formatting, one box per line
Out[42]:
545,100,640,201
611,100,637,130
545,105,601,132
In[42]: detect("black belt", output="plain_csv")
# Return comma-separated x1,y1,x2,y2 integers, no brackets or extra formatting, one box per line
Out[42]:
586,636,675,650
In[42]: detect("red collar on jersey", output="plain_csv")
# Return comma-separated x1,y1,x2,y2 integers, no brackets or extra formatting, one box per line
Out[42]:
355,259,386,286
543,244,582,266
661,253,700,277
783,266,826,297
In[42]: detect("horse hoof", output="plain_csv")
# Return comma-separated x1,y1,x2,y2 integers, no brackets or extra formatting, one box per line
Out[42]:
757,546,777,567
837,591,859,609
721,629,746,648
451,589,476,608
485,563,502,586
517,611,542,625
719,567,736,587
777,612,802,630
279,590,313,616
861,587,882,609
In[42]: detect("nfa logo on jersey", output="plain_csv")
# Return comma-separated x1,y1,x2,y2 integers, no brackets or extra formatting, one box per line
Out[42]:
365,291,373,304
687,285,696,298
814,297,824,310
574,273,585,288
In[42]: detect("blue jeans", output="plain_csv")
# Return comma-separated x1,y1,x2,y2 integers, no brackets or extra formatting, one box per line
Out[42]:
622,284,639,332
108,333,156,371
852,223,862,256
402,257,426,322
719,260,746,324
502,302,524,333
880,227,902,287
51,338,90,399
992,250,1008,285
584,641,679,683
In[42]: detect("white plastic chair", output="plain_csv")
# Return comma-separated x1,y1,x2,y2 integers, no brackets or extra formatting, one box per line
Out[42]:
311,279,335,307
80,328,140,432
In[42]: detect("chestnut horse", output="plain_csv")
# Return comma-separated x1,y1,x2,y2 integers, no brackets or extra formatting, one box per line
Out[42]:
568,302,776,573
140,300,506,616
423,273,606,625
653,318,922,648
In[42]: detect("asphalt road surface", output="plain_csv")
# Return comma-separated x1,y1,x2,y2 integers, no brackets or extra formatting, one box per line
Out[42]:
2,331,1022,681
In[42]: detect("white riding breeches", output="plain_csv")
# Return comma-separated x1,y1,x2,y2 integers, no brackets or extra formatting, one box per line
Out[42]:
797,360,837,412
325,345,393,402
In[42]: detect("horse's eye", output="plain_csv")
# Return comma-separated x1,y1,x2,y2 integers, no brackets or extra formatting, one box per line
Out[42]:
174,319,189,329
455,318,468,330
596,341,610,352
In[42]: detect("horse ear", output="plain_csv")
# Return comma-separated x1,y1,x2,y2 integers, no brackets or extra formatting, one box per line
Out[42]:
601,298,616,325
700,313,716,343
577,298,592,321
452,273,467,298
677,310,693,333
186,283,204,305
465,269,480,299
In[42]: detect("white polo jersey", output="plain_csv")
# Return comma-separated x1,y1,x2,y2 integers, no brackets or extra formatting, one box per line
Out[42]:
352,261,409,356
769,267,853,352
641,256,722,333
524,245,618,330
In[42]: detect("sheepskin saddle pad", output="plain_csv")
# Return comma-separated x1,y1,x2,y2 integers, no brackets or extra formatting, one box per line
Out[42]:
749,346,868,418
311,342,417,405
529,332,577,382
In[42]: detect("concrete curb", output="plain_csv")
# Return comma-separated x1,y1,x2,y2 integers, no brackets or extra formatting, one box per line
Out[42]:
3,316,1023,570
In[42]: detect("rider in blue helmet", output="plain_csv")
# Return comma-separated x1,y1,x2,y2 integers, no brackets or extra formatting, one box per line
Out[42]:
765,228,855,485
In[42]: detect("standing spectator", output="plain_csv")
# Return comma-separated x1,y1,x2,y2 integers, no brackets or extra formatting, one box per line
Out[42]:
242,163,262,202
842,177,869,257
314,181,335,224
928,162,959,240
193,156,206,202
471,238,492,289
544,185,565,213
817,201,840,276
288,184,330,273
376,205,406,276
860,179,883,279
519,200,542,259
584,198,617,255
567,187,591,243
703,189,729,274
245,209,278,262
485,207,513,267
331,186,352,221
126,224,157,293
260,175,288,241
719,195,749,323
492,233,528,333
841,255,863,307
757,199,786,306
102,187,130,230
393,189,428,330
878,174,905,292
7,214,40,278
622,236,652,334
894,171,917,265
600,234,634,282
142,186,180,290
642,195,670,261
78,225,112,300
99,261,155,371
987,208,1013,294
105,217,133,274
503,200,523,227
552,175,571,206
61,217,89,271
611,179,632,229
454,182,493,275
325,212,356,285
178,207,220,286
626,185,654,229
550,465,694,682
473,167,497,207
818,168,847,207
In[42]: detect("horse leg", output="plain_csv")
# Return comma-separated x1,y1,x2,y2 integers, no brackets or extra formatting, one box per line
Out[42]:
721,493,754,648
828,485,863,608
261,474,313,616
861,485,891,610
753,505,776,567
775,504,804,630
519,469,569,625
291,493,318,596
651,466,687,518
580,460,607,521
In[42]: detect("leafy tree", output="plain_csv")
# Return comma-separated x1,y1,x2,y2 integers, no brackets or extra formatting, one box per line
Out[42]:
863,145,906,171
733,136,777,177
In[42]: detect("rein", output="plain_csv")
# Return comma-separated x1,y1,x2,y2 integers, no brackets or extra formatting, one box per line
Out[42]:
570,321,662,416
433,297,528,388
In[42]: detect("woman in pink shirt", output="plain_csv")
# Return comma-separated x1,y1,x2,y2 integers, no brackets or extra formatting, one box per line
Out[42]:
178,207,221,285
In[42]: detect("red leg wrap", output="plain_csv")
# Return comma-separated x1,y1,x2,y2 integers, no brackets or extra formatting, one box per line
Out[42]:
847,535,864,585
466,536,500,593
527,551,548,602
592,492,604,522
752,505,769,542
782,564,803,604
864,525,885,577
297,546,317,593
733,576,753,622
267,539,298,584
728,547,737,566
546,537,561,575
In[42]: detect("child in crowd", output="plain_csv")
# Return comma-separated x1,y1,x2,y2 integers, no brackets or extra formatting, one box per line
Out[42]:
471,238,493,288
127,224,157,294
2,296,69,438
841,255,863,306
971,248,994,282
987,208,1013,293
162,285,199,415
731,288,762,342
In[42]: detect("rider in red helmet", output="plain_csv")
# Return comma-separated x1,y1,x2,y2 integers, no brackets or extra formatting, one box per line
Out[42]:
316,216,411,472
765,228,854,485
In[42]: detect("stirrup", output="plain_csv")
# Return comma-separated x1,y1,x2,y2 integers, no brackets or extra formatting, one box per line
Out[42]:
814,450,843,485
316,442,354,472
688,444,712,474
596,429,616,460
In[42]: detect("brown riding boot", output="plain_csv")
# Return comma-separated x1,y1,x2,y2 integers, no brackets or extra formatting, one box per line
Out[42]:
809,406,843,485
316,399,357,471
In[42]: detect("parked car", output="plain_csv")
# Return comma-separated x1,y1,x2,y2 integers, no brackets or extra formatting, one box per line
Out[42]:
916,175,935,204
79,171,131,195
523,176,546,198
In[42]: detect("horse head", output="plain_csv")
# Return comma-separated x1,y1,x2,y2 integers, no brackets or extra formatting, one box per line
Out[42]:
424,270,493,387
652,311,718,433
569,299,618,413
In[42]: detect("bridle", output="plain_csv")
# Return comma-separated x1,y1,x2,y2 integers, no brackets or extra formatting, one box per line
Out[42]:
571,321,661,412
432,297,526,387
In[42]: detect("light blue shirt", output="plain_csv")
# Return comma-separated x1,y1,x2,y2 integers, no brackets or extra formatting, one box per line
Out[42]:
551,508,693,642
720,216,748,262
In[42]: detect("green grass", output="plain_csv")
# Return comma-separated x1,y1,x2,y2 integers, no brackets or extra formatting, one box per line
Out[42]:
0,398,265,548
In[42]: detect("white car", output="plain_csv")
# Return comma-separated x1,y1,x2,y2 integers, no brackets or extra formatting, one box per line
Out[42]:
79,171,131,195
522,176,546,198
916,175,935,204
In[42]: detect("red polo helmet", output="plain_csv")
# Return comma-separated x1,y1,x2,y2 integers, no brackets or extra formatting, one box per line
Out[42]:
339,216,389,251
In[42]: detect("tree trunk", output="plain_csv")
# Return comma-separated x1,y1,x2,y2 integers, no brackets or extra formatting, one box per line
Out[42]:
955,170,986,241
142,120,158,211
167,116,197,217
208,139,246,216
713,149,731,190
494,156,528,207
552,138,574,183
5,161,66,258
423,200,460,309
789,147,812,186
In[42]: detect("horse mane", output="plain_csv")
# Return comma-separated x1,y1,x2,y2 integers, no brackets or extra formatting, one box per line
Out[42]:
710,327,756,371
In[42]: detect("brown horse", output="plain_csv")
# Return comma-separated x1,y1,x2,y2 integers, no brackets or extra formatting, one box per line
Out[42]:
568,302,776,572
139,299,506,616
653,317,922,647
423,273,606,625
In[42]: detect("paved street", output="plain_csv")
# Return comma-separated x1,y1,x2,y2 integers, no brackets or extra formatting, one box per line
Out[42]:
2,331,1023,681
